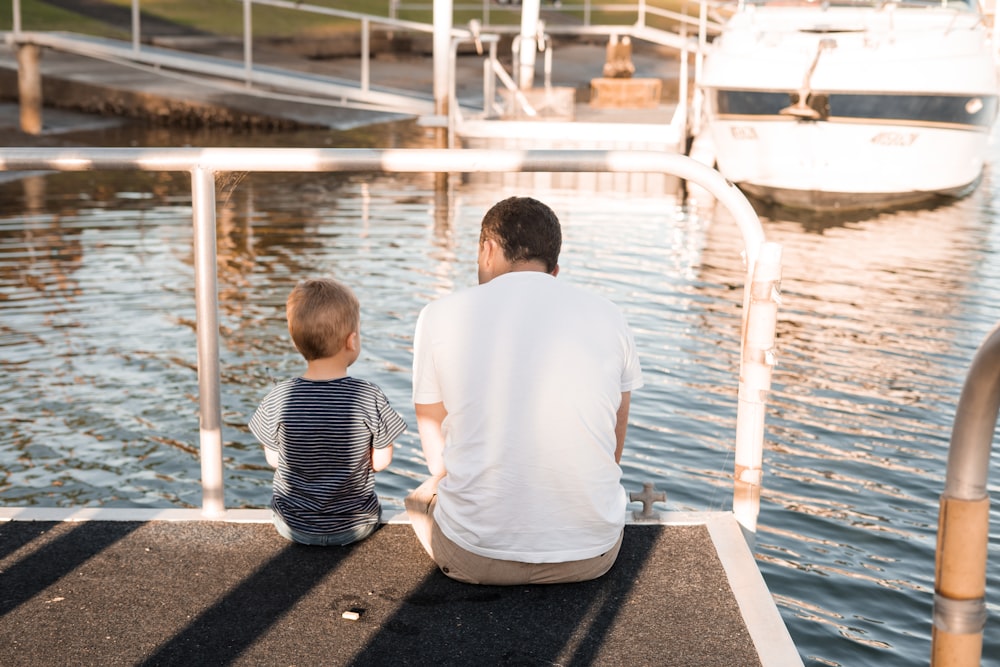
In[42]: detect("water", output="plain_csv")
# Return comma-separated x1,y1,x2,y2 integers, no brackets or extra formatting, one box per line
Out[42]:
1,117,999,666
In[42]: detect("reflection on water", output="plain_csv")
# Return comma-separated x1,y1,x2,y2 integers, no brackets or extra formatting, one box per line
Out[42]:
706,180,1000,666
1,119,999,666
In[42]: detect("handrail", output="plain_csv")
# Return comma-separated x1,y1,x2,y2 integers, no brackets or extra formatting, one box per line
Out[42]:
931,322,999,665
389,0,725,34
7,0,717,124
0,148,780,536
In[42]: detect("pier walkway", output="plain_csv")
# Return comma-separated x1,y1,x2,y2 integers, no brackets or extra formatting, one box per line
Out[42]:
0,508,799,666
0,7,685,134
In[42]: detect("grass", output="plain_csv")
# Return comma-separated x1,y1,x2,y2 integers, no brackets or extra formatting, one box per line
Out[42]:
0,1,128,36
1,0,691,39
101,0,368,38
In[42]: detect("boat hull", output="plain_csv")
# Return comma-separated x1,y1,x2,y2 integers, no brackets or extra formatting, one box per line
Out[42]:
698,2,999,211
709,115,991,210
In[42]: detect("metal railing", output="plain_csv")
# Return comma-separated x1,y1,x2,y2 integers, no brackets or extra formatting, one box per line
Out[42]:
6,0,718,110
6,0,468,112
389,0,724,35
0,148,781,536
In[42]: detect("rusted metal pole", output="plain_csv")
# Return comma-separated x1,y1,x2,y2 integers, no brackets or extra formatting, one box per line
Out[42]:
16,43,42,136
931,323,999,665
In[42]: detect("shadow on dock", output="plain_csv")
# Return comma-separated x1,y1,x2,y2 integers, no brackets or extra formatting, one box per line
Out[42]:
0,521,760,665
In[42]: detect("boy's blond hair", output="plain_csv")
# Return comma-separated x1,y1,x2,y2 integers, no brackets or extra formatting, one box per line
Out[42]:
286,278,360,361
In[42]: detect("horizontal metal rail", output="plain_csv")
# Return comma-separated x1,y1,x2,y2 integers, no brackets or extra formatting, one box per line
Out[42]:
5,0,717,122
392,0,725,34
0,148,780,535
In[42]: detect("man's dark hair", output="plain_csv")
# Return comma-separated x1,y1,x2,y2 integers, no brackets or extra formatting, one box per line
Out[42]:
480,196,562,273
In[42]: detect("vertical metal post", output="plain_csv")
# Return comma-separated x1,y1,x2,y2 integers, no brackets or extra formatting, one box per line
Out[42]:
17,44,42,135
484,40,497,117
697,0,707,85
677,1,689,152
190,167,225,518
993,0,1000,64
518,0,541,90
13,0,22,36
733,241,781,536
433,0,453,150
448,38,458,148
244,0,253,86
433,0,452,115
361,17,370,93
131,0,140,54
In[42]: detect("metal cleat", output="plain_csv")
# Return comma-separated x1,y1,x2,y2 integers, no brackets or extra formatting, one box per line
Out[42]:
630,482,666,521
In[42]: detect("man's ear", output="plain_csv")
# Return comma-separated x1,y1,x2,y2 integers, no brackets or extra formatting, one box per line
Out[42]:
551,263,560,277
481,238,499,264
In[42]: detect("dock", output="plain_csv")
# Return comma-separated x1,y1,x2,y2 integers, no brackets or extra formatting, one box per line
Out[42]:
0,6,689,139
0,508,799,666
0,7,803,665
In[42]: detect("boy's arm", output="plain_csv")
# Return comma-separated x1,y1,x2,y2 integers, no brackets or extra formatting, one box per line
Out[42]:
415,401,447,476
614,391,632,464
371,444,393,472
264,446,280,469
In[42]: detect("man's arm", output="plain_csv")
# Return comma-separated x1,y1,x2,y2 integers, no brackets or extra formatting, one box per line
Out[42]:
415,401,448,476
614,391,632,464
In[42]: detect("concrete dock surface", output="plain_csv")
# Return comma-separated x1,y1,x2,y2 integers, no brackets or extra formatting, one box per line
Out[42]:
0,518,776,666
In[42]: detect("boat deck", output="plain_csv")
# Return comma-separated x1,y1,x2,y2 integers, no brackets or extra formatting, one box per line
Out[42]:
0,509,800,666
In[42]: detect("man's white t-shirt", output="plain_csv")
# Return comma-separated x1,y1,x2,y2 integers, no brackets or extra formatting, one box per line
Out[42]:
412,271,643,563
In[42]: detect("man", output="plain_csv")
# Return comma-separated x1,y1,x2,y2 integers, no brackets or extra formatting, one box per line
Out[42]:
406,196,643,585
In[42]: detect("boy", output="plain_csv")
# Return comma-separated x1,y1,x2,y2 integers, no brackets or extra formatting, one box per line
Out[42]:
249,278,407,546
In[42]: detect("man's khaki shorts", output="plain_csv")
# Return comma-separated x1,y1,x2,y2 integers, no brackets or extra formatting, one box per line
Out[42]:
404,475,623,585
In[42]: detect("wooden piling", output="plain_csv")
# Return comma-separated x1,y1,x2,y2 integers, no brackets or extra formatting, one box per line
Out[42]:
17,43,43,135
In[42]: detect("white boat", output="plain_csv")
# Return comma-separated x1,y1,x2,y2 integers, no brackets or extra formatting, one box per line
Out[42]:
695,0,999,211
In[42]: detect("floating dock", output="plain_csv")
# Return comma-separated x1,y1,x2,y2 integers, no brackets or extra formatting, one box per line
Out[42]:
0,508,800,666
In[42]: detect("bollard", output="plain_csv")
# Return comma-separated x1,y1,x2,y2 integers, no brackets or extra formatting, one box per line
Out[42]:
16,43,43,135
